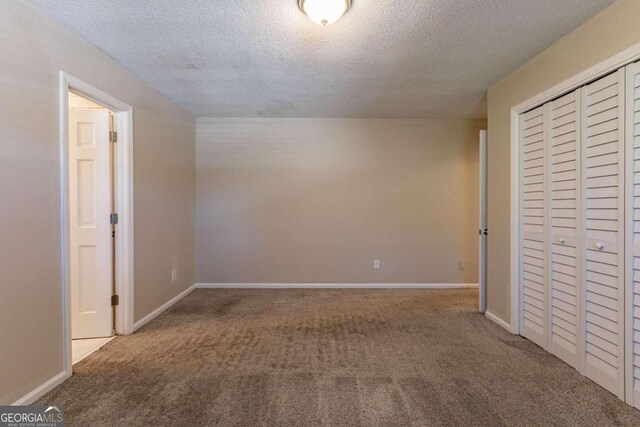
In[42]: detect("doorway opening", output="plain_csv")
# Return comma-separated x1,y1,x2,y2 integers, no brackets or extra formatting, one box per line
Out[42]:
60,72,134,376
68,92,116,363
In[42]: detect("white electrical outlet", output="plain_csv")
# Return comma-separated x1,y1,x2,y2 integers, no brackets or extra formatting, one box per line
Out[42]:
171,269,177,283
458,260,466,271
373,259,380,269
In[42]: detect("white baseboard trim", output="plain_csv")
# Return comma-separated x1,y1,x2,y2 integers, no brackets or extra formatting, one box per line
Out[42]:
485,310,515,333
133,284,196,331
196,283,479,289
12,370,68,406
14,284,198,405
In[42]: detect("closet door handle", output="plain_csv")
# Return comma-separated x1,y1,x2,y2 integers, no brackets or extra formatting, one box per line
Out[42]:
595,242,604,251
558,238,566,245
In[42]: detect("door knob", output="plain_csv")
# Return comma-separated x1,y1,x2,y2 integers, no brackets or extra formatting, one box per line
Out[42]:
595,242,604,250
559,238,565,245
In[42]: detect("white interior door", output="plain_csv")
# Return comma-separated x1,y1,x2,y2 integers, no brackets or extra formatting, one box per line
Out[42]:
479,130,487,313
549,89,583,369
520,105,549,349
582,70,625,399
69,109,113,339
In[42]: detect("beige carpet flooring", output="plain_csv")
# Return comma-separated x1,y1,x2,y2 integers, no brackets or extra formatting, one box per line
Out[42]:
38,288,640,426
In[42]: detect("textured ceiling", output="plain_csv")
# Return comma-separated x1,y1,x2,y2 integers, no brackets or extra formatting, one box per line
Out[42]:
29,0,614,118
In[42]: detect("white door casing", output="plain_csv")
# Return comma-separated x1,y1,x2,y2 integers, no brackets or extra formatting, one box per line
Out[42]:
479,130,488,313
625,61,640,409
69,109,113,339
509,42,640,409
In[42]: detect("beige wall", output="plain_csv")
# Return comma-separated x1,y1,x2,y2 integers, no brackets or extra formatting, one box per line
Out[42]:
487,0,640,322
0,0,196,404
197,118,484,284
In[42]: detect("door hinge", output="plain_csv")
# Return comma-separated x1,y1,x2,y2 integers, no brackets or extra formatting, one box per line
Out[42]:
111,295,119,306
109,130,118,143
110,213,119,225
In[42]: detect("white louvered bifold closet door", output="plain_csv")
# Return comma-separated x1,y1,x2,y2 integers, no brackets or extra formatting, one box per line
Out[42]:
582,69,625,399
626,61,640,409
520,105,549,349
549,90,582,368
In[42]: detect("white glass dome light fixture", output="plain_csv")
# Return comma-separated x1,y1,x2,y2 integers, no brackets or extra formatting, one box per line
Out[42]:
298,0,352,26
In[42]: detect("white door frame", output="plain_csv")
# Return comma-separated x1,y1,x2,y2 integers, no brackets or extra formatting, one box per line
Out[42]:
624,62,636,406
509,41,640,334
479,130,488,313
59,72,134,377
509,43,640,406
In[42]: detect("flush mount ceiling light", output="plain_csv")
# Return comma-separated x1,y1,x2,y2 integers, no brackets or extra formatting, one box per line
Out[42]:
298,0,352,26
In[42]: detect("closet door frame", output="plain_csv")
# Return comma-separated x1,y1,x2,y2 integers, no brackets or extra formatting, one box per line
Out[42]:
508,43,640,408
624,63,636,408
509,41,640,336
